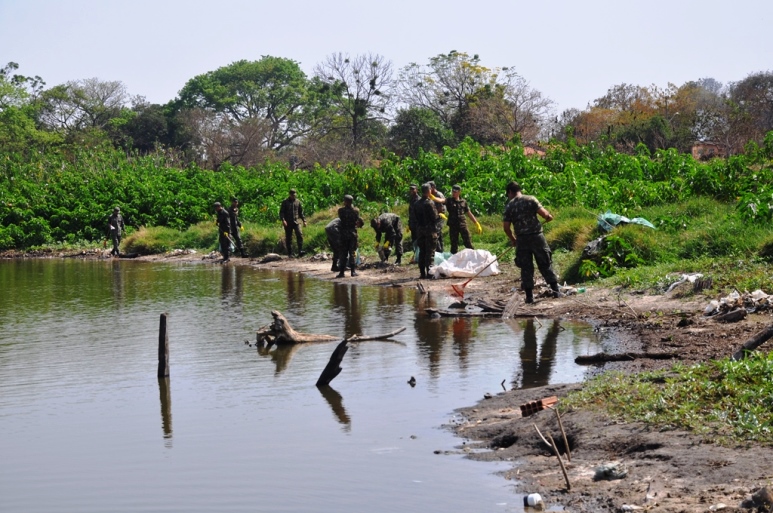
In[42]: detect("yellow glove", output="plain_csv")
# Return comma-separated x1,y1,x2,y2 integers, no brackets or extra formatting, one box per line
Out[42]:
429,194,437,201
224,232,229,237
475,221,482,234
383,241,390,249
374,243,381,250
439,213,447,220
405,226,410,233
240,225,244,231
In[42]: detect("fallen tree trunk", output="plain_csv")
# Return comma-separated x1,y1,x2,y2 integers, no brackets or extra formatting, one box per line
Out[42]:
575,352,678,365
732,323,773,361
256,310,406,346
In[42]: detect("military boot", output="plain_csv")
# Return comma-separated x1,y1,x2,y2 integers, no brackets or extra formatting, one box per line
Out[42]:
331,261,339,272
395,256,402,265
524,289,534,304
350,265,358,277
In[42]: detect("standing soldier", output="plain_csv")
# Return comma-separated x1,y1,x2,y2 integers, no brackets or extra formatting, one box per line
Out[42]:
279,188,306,258
337,195,362,278
214,201,232,263
370,213,403,265
446,184,482,254
415,183,439,279
407,184,420,264
326,217,364,272
502,181,562,303
428,181,447,252
108,206,125,257
228,197,246,257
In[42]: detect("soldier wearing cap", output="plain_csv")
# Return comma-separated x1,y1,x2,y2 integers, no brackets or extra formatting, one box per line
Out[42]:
415,184,439,279
370,212,403,265
214,201,232,262
427,181,446,252
279,188,306,258
337,194,362,278
446,184,482,254
107,206,125,257
407,184,420,263
228,197,246,257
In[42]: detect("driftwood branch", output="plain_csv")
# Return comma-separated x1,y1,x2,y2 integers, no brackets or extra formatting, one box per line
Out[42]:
575,352,678,365
256,310,405,345
732,323,773,361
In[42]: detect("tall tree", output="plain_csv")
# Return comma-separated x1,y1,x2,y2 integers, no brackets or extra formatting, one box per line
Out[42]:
176,56,318,154
388,107,454,157
38,78,130,134
313,52,394,157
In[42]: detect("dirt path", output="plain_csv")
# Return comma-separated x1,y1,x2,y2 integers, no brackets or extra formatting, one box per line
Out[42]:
7,248,773,511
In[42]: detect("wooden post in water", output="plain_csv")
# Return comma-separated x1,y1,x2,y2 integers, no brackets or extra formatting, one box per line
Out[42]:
316,340,349,387
158,313,169,378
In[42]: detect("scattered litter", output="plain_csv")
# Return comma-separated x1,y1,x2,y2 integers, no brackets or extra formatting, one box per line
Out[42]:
704,289,772,316
666,273,704,293
169,248,196,256
597,211,656,232
523,493,544,509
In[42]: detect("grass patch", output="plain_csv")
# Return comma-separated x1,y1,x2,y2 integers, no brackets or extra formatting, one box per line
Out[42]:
563,352,773,445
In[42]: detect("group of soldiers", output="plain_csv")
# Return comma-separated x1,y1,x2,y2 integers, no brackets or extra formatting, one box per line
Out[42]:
209,179,561,302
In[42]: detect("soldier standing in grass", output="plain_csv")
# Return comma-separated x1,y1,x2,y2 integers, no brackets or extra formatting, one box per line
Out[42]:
108,206,125,257
279,188,306,258
370,213,404,265
446,184,482,254
502,181,561,303
228,197,246,257
337,195,362,278
214,201,232,263
415,183,439,279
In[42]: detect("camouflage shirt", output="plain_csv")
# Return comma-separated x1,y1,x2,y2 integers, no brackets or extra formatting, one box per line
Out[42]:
338,205,361,236
414,197,438,236
216,208,231,234
445,197,469,226
408,193,420,229
373,213,402,243
503,194,544,236
279,197,305,225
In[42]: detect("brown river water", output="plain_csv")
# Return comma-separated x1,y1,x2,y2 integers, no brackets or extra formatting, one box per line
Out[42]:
0,259,605,512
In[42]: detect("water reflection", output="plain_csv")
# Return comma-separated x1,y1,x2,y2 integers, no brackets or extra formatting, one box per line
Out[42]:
111,259,124,305
158,377,173,447
451,317,473,370
286,272,306,310
332,283,362,337
318,385,351,432
258,343,302,375
513,319,561,389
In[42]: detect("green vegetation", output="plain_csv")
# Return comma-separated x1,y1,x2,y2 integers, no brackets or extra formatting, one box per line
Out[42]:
2,136,773,290
563,353,773,444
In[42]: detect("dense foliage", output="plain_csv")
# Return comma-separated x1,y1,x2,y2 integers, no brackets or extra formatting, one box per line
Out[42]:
1,135,772,250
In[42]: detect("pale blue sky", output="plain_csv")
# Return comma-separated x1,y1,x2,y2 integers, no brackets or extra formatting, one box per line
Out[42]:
1,0,771,112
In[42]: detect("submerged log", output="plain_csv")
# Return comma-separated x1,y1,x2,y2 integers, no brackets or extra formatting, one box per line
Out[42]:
575,352,678,365
732,323,773,361
256,310,406,346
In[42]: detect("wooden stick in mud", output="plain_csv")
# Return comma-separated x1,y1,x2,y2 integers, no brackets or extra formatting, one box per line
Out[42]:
550,406,572,462
732,323,773,361
157,313,169,378
546,433,571,491
316,340,349,387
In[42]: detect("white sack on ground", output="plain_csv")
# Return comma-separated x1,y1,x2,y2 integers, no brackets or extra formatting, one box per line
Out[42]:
431,249,501,279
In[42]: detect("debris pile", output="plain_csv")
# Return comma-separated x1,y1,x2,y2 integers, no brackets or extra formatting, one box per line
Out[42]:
704,289,773,316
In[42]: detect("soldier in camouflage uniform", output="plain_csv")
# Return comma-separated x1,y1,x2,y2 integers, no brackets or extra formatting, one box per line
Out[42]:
446,184,482,254
370,212,404,265
337,195,363,278
326,216,363,272
228,197,246,257
279,188,306,258
415,183,439,279
407,184,420,263
502,181,561,303
428,181,446,252
107,206,125,257
214,201,232,263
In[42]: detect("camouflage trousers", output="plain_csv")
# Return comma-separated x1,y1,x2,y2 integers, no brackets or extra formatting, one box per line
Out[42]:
448,223,473,254
515,232,558,290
